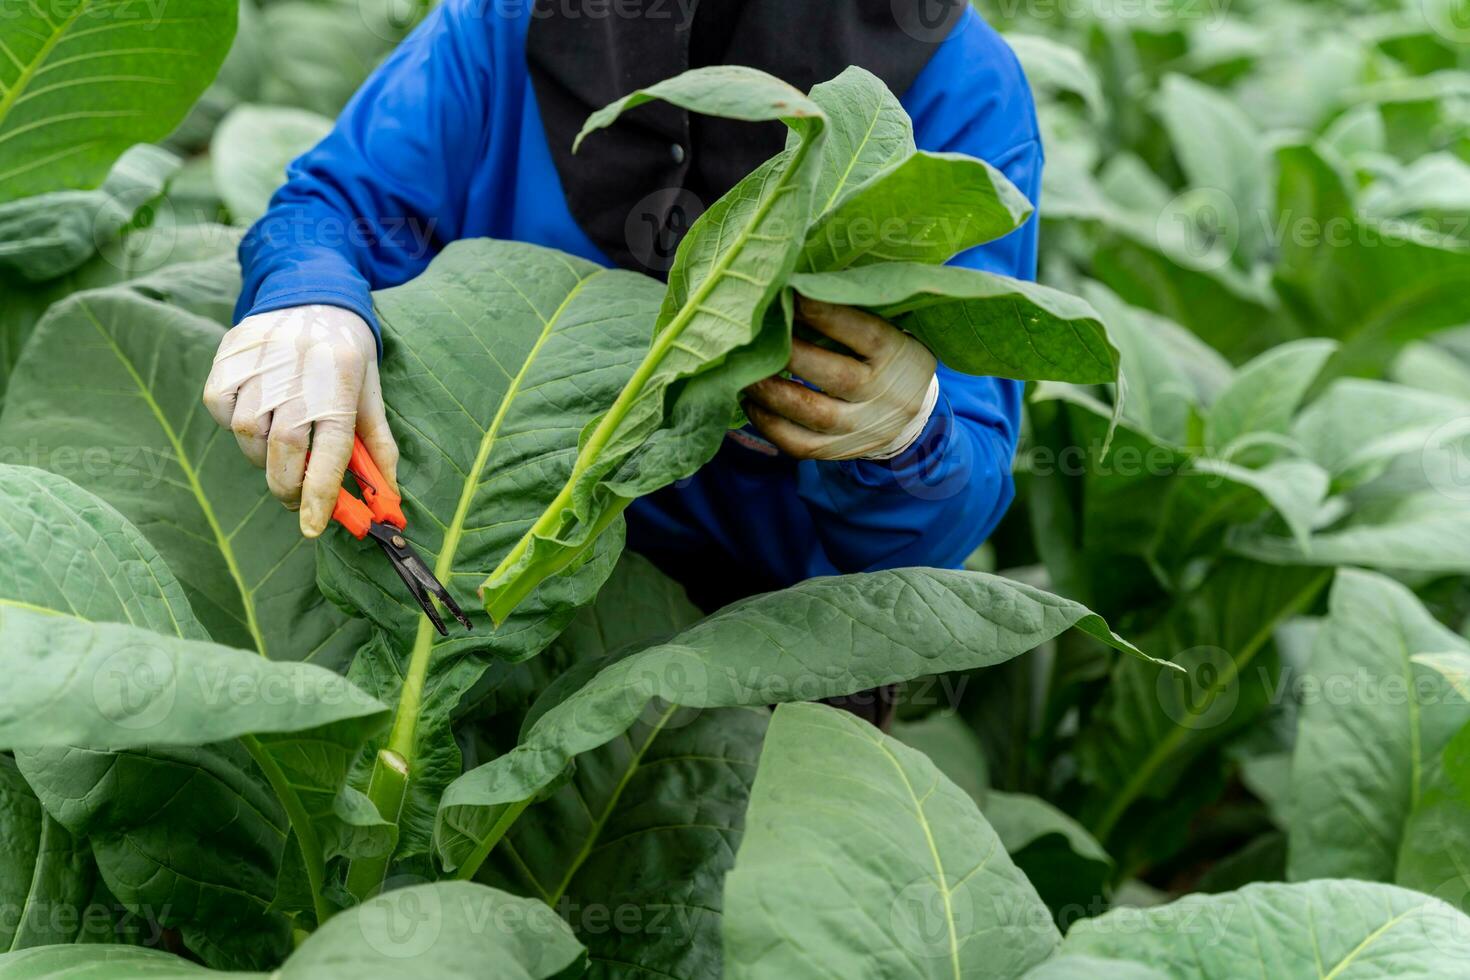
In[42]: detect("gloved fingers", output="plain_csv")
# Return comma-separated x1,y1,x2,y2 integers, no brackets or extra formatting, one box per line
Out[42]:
787,337,869,398
744,376,855,434
355,359,400,494
230,376,270,469
744,400,828,460
796,297,890,358
204,319,271,428
265,400,310,510
202,372,240,430
300,416,356,538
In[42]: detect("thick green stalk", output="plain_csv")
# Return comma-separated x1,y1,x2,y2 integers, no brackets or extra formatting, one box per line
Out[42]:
452,798,533,882
346,749,409,899
1089,570,1330,843
486,134,821,620
241,735,331,927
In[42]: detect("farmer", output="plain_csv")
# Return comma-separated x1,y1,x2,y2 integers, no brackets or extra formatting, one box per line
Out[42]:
203,0,1040,615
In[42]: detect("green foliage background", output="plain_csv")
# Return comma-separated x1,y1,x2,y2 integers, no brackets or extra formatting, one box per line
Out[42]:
2,0,1470,976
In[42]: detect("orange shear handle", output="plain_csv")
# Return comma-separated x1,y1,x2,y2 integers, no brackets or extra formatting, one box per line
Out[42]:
331,436,405,539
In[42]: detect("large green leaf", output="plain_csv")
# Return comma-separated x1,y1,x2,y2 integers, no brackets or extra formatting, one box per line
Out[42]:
316,239,661,870
0,604,388,967
257,0,405,118
456,551,703,759
484,706,768,980
0,882,585,978
800,66,913,218
1081,282,1231,448
210,104,332,225
788,264,1119,383
723,703,1061,978
438,568,1162,871
0,462,387,964
0,219,240,412
1080,560,1331,846
1397,720,1470,914
1233,491,1470,575
481,67,827,623
0,463,205,636
1201,339,1335,457
1273,143,1470,377
1287,569,1470,883
460,553,745,977
0,0,237,203
0,756,91,951
1287,378,1469,484
895,712,1114,921
16,741,293,969
0,286,365,664
1055,880,1470,975
1155,73,1268,264
798,150,1032,270
0,607,386,751
0,144,179,282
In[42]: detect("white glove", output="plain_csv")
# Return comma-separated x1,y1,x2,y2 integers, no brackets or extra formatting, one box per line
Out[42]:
202,304,398,538
744,297,940,461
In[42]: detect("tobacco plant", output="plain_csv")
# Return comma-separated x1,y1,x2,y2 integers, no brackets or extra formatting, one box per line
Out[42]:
4,0,1470,976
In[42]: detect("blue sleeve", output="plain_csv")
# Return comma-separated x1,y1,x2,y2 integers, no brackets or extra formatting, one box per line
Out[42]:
795,12,1040,572
233,0,494,340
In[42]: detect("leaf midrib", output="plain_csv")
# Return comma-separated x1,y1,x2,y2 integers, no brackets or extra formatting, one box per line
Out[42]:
546,703,678,906
384,269,597,760
9,808,59,951
875,734,962,980
486,116,825,605
1091,569,1330,841
0,0,97,134
78,298,267,655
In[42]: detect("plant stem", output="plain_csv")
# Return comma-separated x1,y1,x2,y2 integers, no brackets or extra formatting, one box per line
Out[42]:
241,735,331,927
346,748,410,900
452,798,532,882
1089,570,1330,843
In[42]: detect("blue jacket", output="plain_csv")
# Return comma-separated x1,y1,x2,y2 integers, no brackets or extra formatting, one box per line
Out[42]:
236,0,1042,607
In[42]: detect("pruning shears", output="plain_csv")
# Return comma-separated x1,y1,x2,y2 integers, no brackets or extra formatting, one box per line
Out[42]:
332,435,473,637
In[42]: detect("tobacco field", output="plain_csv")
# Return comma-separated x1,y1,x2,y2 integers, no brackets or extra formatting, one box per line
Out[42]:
1,0,1470,976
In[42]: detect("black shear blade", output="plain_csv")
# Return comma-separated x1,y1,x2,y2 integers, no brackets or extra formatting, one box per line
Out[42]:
368,523,474,636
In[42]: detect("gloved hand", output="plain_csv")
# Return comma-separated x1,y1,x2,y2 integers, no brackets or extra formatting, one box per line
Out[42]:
202,304,398,538
743,296,939,461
